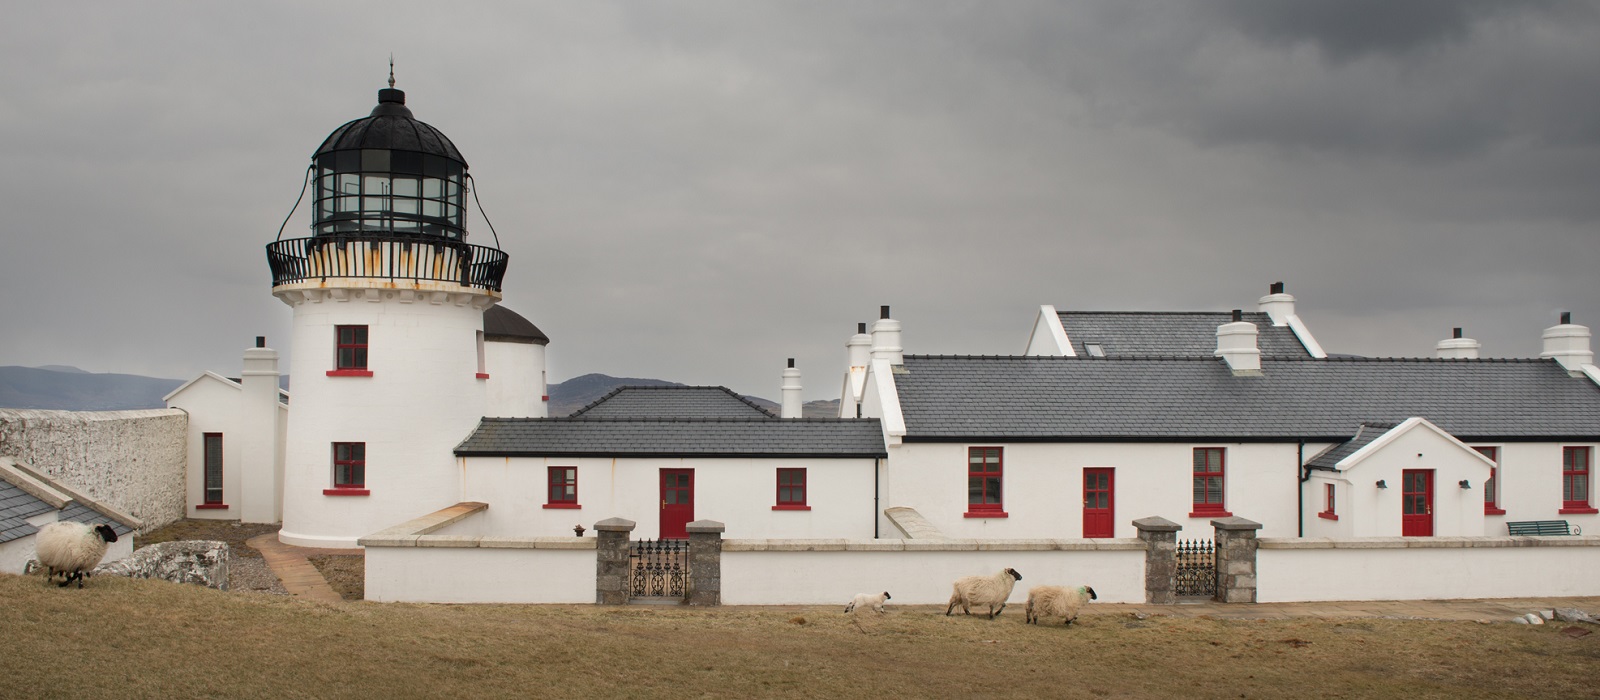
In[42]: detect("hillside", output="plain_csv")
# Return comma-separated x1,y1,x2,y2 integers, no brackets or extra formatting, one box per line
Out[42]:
0,366,184,411
548,373,840,418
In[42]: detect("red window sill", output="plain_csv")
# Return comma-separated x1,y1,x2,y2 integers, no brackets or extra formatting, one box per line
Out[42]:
1484,507,1507,516
476,372,490,379
195,503,229,510
772,504,811,511
541,395,550,401
542,503,581,509
1317,511,1338,521
326,369,373,377
323,488,370,496
1558,506,1598,515
1189,510,1232,518
964,510,1009,518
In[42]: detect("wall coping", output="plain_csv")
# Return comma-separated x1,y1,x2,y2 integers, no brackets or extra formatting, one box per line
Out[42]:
1132,516,1183,533
883,506,948,539
1260,536,1600,550
723,538,1144,552
0,456,144,530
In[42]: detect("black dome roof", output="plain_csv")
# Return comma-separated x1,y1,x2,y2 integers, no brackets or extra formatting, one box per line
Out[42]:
313,88,467,165
484,305,549,345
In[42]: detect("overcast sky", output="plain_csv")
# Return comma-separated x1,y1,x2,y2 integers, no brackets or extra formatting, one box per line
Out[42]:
3,1,1597,401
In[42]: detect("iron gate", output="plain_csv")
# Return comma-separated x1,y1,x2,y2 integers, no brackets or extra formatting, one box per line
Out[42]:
629,538,689,598
1175,538,1217,598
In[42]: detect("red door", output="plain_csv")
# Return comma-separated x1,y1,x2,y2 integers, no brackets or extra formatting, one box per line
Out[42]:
1083,468,1114,538
1401,469,1433,537
660,469,694,539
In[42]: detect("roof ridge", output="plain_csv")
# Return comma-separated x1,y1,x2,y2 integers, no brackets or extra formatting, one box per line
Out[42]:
1057,310,1271,316
477,416,880,424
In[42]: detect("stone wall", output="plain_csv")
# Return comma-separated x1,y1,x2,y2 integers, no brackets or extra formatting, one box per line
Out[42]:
0,408,187,533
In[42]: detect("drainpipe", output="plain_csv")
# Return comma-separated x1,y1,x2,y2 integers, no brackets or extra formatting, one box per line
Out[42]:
873,457,880,539
1296,440,1307,538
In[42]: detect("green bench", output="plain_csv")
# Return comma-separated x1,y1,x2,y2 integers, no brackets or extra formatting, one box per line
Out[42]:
1506,520,1580,536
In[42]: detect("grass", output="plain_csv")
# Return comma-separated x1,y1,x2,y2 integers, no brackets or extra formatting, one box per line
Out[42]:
306,555,364,601
3,574,1597,699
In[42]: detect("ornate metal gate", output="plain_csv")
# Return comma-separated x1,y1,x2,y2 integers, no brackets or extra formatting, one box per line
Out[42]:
1175,538,1217,598
629,538,689,598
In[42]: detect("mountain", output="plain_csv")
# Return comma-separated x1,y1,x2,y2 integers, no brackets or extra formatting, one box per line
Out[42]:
0,366,184,411
548,373,841,418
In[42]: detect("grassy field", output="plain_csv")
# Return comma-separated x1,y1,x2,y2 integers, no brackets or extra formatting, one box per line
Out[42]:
2,573,1596,699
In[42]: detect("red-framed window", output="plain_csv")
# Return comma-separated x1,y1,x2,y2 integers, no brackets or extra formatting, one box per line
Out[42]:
326,442,368,495
1191,447,1230,517
329,325,372,376
965,447,1006,517
774,468,809,510
545,467,579,508
1318,482,1337,520
1474,446,1504,515
1562,446,1595,514
198,433,226,508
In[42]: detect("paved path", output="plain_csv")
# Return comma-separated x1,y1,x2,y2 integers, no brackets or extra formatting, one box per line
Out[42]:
246,533,360,604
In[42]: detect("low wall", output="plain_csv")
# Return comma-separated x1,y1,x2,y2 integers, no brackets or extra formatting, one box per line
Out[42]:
1257,536,1600,602
365,544,595,603
0,409,187,533
721,539,1146,605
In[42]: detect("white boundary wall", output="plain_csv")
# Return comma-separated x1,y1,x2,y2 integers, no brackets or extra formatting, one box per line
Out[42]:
365,543,594,603
0,409,186,532
1257,537,1600,602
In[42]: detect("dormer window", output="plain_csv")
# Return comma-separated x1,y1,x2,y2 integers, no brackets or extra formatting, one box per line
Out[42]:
1084,343,1105,357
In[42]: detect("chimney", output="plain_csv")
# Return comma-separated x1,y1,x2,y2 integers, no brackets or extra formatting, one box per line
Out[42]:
1257,281,1295,326
1215,310,1261,375
847,322,872,368
1435,327,1481,359
871,305,904,365
239,337,283,523
781,358,803,418
1542,312,1594,374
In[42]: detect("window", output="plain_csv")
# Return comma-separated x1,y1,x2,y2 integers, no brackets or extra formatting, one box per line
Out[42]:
545,467,578,508
329,325,372,376
325,442,368,495
1318,483,1337,520
1474,446,1504,515
774,468,809,510
1191,447,1230,517
1562,446,1595,514
1084,343,1105,357
965,447,1006,517
198,433,226,509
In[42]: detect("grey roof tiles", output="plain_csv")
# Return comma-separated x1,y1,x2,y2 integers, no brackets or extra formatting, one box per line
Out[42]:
456,417,887,457
1306,423,1399,469
0,481,133,544
1059,311,1312,358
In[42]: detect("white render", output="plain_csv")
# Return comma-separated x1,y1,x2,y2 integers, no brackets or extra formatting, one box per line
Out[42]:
1023,304,1074,356
484,338,546,418
1214,319,1261,374
1435,334,1482,359
1541,320,1594,373
838,326,874,417
1301,419,1493,538
1257,537,1600,602
164,368,287,522
780,363,803,419
365,544,594,603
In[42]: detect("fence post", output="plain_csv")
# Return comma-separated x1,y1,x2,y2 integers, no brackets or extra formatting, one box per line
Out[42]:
594,517,636,605
1132,516,1182,604
686,519,725,606
1211,517,1262,603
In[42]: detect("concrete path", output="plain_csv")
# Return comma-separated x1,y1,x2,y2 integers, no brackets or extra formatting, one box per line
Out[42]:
246,533,361,604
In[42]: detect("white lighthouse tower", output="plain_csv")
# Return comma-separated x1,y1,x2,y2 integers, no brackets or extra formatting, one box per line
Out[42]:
266,79,532,548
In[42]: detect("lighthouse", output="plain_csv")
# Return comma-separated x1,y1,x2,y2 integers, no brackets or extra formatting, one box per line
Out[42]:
266,78,540,548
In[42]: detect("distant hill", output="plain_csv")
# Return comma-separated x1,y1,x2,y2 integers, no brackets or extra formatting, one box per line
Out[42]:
548,373,841,418
0,366,184,411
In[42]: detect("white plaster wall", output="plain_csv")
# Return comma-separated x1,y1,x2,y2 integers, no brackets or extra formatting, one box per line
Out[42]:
720,545,1145,605
1257,538,1600,601
166,376,244,520
279,293,489,548
1334,428,1490,538
1495,442,1600,533
0,409,186,533
364,545,594,603
881,442,1303,540
460,456,879,540
484,341,545,418
1302,473,1353,538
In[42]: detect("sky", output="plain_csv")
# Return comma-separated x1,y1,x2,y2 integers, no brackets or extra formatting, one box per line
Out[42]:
2,1,1597,402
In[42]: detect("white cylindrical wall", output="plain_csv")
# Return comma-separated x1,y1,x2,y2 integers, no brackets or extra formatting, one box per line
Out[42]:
278,289,490,548
484,340,546,418
1435,337,1481,359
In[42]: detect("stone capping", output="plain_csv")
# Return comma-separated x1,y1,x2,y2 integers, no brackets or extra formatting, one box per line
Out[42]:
884,506,948,539
594,517,637,533
1211,516,1264,532
0,457,71,509
1,456,143,530
359,502,594,549
722,538,1144,552
1259,536,1600,550
1132,516,1182,533
686,519,726,534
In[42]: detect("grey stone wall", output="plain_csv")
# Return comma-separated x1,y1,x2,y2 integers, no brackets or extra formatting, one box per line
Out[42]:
1212,517,1262,604
686,520,725,606
0,409,187,533
1133,516,1182,604
594,518,636,605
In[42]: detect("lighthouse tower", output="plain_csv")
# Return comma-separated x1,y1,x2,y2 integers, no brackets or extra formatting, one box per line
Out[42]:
266,79,515,548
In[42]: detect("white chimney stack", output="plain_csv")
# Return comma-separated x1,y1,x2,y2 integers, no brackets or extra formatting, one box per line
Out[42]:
1542,312,1594,374
1257,281,1294,326
1435,327,1481,359
1215,309,1262,375
239,336,283,523
839,322,873,418
781,358,803,419
871,305,904,365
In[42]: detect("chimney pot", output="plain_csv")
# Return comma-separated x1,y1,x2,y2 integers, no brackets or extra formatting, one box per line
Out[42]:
1453,327,1463,339
880,305,891,320
1270,281,1284,294
787,357,795,369
1561,311,1572,325
255,336,266,348
857,322,867,334
1232,309,1243,322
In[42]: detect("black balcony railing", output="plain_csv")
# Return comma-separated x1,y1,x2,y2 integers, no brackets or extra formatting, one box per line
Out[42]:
267,236,508,293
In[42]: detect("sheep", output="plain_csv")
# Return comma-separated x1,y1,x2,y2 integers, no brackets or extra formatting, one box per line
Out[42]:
1025,585,1098,625
945,568,1022,619
844,591,892,614
35,521,119,589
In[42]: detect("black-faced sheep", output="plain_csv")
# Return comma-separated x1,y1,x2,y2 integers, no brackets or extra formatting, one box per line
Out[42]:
844,591,892,614
35,521,119,588
945,567,1022,619
1025,585,1098,625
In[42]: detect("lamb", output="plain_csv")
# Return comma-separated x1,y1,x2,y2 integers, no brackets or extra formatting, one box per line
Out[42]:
844,591,892,614
1025,585,1098,625
945,567,1022,619
35,521,119,588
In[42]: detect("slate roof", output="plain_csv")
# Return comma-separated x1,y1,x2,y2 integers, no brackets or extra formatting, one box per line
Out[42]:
0,481,135,544
894,355,1600,441
1058,311,1311,358
456,417,887,458
1305,423,1399,470
569,386,776,419
483,305,549,345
